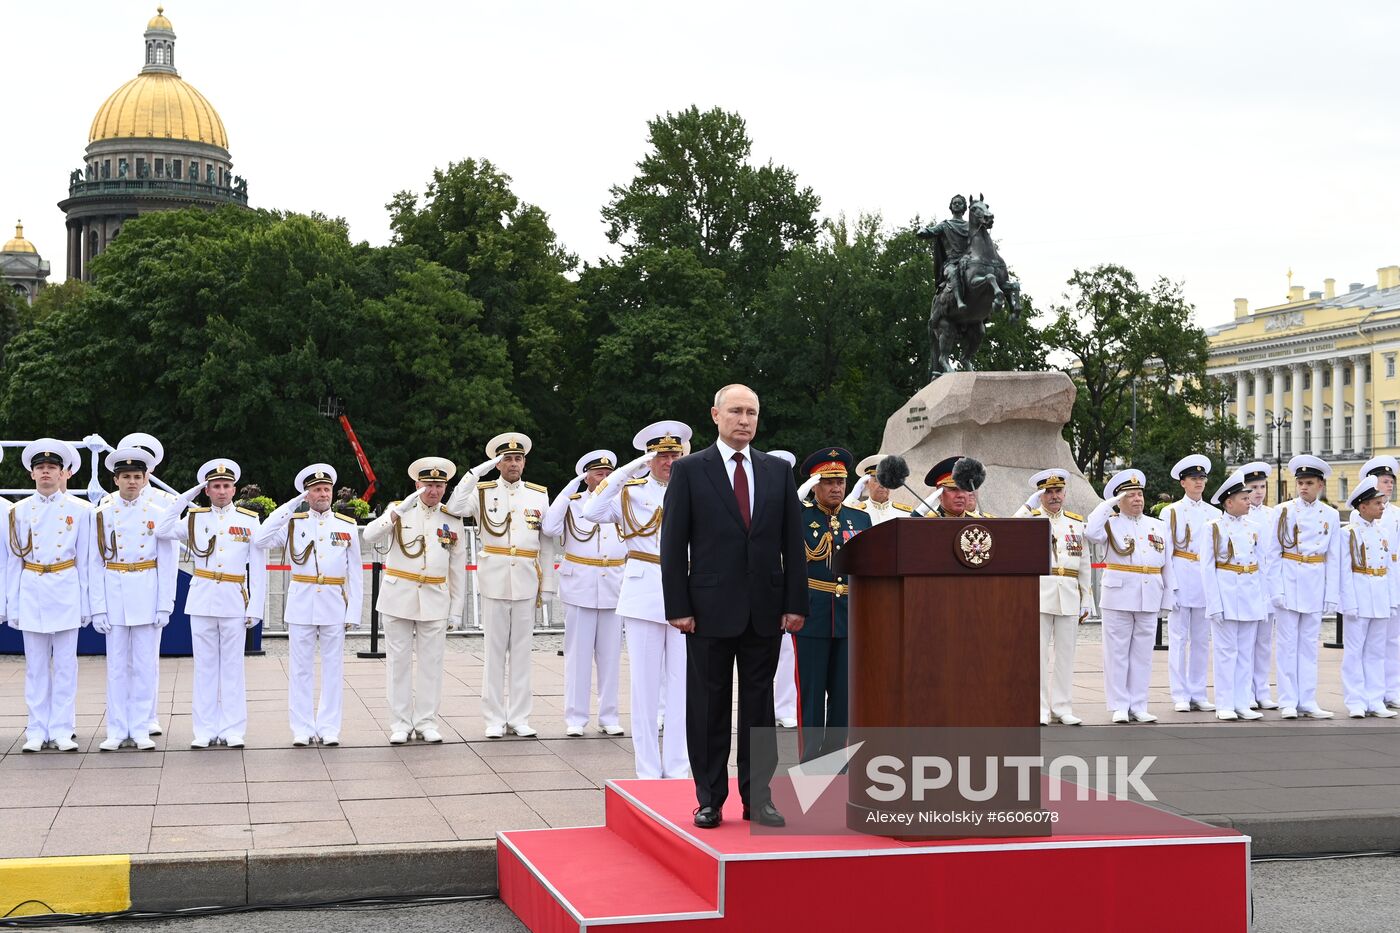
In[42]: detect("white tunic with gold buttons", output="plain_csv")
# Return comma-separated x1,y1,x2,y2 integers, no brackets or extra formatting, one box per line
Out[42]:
255,502,364,627
449,478,557,602
363,499,467,622
88,494,177,626
155,495,268,620
6,492,92,632
1015,505,1095,616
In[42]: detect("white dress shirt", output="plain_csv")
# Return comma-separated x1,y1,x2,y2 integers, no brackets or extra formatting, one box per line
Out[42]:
715,438,755,514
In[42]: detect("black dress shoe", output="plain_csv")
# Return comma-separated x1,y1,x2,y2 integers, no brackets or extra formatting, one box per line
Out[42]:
742,801,786,828
693,806,722,829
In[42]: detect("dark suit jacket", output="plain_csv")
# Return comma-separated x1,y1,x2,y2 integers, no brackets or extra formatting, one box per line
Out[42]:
661,444,809,638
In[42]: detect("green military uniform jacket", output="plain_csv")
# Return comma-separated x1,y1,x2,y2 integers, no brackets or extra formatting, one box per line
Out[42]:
800,500,873,639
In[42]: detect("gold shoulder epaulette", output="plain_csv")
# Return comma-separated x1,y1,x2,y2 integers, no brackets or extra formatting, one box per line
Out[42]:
525,481,548,493
1064,510,1085,521
847,500,867,511
188,506,210,513
440,507,460,519
569,492,583,500
624,478,648,486
333,511,356,524
477,480,498,490
977,510,996,518
236,506,259,518
802,499,815,508
892,502,914,513
94,500,113,513
1029,508,1043,516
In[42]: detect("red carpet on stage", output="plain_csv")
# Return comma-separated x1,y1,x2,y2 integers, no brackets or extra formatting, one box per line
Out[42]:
498,776,1251,931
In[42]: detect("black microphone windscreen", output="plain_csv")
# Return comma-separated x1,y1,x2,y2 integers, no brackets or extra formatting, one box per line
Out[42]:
952,457,986,491
876,455,910,490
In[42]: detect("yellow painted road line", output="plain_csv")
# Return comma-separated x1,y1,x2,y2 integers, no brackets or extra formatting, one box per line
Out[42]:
0,855,131,915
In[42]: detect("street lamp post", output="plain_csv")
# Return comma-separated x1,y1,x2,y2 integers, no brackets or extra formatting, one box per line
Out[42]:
1270,414,1292,504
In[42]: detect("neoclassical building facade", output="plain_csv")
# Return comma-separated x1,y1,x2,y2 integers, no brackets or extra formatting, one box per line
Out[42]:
1,222,50,304
57,7,248,281
1208,266,1400,504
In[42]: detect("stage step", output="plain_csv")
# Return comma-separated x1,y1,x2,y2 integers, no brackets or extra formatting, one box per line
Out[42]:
498,777,1251,932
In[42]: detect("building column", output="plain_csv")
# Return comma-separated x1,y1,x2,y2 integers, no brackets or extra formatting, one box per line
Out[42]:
1291,363,1306,456
1310,360,1325,453
1271,366,1287,460
1354,353,1370,454
1253,369,1267,458
1332,358,1346,454
1235,371,1248,431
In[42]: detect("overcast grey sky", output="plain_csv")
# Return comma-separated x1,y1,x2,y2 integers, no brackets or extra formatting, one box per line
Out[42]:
6,1,1397,328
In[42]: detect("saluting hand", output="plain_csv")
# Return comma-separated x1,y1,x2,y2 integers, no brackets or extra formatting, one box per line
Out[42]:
182,482,206,501
471,455,504,477
393,489,424,517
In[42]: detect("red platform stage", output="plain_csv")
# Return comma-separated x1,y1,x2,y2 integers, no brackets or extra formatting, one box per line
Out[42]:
498,776,1251,932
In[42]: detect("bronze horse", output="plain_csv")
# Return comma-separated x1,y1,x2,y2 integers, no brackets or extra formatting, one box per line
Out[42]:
927,194,1022,378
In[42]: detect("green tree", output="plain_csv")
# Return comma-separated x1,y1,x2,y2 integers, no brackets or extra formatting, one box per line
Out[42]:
387,158,583,487
1044,264,1251,489
602,105,820,301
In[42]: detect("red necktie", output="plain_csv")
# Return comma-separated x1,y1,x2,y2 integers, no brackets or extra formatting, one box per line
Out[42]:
732,452,751,530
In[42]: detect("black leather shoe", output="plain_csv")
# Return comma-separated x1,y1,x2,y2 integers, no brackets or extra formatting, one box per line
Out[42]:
742,801,786,827
693,806,722,829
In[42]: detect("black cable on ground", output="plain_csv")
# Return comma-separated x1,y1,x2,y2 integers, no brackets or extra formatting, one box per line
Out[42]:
1252,849,1400,863
0,892,499,927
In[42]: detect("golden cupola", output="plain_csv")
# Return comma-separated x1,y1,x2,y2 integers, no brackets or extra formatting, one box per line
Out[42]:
88,7,229,149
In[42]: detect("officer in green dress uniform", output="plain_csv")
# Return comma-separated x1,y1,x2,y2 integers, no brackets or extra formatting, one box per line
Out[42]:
795,447,872,762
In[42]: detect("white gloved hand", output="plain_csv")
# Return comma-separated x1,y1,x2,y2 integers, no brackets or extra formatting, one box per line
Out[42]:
182,482,206,501
1324,602,1338,616
797,475,820,500
472,455,504,477
154,610,171,630
1025,490,1044,510
245,617,261,630
1269,594,1286,611
623,451,657,478
1207,612,1223,624
92,613,112,634
394,489,424,516
849,475,869,500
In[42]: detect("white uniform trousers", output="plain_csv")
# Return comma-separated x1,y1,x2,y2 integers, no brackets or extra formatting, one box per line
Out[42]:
1211,618,1259,713
1167,605,1212,705
105,624,158,741
21,629,79,743
1251,615,1275,703
774,632,797,722
563,604,622,730
145,629,162,733
289,623,345,739
481,597,534,731
624,617,689,779
1385,613,1400,704
384,614,447,734
190,615,247,741
1101,609,1156,714
1040,613,1077,719
1274,609,1322,712
1342,615,1388,714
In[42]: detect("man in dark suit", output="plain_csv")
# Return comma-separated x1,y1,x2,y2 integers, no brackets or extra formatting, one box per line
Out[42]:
661,384,808,829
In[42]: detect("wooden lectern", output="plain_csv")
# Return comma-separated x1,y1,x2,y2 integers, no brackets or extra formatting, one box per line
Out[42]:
833,517,1050,834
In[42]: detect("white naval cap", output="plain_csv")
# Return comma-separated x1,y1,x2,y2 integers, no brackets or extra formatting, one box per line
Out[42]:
1349,476,1385,510
576,450,617,474
23,438,79,472
768,450,796,468
1241,461,1272,483
118,432,164,467
198,458,241,484
1028,468,1069,490
1103,468,1146,499
296,463,337,492
1170,454,1211,480
105,446,155,475
633,420,692,453
487,432,532,458
1287,455,1331,481
407,457,455,483
855,454,885,477
1362,455,1399,479
1210,468,1250,506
